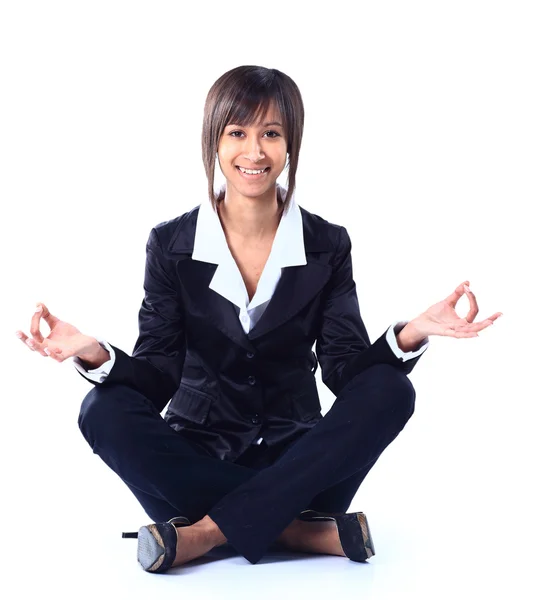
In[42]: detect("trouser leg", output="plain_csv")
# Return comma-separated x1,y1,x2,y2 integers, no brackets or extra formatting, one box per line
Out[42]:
304,457,379,514
78,383,264,524
207,364,416,564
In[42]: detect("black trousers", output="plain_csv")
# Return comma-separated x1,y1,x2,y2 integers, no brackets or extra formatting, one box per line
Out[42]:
78,363,416,565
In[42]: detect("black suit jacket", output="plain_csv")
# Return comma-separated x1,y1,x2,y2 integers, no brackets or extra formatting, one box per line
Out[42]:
78,205,426,461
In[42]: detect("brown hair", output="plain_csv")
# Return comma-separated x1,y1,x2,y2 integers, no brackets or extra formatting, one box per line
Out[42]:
202,65,305,214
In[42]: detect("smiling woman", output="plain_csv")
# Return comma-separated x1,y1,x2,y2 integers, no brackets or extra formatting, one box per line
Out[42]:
201,65,305,214
17,62,501,576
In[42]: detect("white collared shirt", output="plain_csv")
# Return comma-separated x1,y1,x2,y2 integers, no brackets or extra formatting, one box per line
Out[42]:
191,189,307,333
73,192,429,445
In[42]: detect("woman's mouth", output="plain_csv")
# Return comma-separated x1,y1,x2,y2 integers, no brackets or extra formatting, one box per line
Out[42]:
236,166,270,180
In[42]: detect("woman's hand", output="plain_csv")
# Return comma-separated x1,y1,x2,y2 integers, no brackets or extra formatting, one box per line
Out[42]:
15,303,98,363
410,280,503,339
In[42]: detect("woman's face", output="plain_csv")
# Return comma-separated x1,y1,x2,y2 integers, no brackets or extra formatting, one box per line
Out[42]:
217,103,287,201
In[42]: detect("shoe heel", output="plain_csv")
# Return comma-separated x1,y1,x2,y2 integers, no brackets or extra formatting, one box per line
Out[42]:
334,512,375,562
122,531,138,539
357,512,375,558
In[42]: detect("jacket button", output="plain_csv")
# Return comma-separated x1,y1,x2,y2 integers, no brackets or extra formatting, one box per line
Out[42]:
251,415,260,424
247,375,256,386
246,351,255,359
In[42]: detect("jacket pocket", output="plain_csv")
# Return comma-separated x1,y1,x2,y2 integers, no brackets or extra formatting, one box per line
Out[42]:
173,384,214,425
291,378,322,422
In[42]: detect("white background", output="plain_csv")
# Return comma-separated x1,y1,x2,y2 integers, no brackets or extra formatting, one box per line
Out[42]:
1,1,534,598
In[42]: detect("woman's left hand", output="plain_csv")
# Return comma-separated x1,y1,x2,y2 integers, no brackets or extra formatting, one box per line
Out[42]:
410,280,503,339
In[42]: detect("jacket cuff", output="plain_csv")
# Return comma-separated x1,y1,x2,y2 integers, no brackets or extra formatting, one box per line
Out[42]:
386,320,430,362
72,337,116,383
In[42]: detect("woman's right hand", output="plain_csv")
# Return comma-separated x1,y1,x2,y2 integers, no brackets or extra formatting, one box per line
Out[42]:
15,303,99,363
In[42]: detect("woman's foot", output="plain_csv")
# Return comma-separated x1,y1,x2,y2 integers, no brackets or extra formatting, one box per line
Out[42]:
171,516,227,567
171,516,349,564
278,518,346,557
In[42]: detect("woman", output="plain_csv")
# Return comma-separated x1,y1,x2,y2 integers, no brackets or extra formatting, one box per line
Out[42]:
16,65,502,573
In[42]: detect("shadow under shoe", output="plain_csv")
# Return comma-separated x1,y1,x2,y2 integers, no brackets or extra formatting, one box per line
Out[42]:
122,516,191,573
298,509,375,562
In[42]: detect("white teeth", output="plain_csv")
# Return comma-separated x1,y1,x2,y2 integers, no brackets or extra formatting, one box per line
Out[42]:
238,167,266,174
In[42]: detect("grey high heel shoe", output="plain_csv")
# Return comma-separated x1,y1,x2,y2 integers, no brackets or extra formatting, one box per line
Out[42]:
122,516,191,573
298,509,375,562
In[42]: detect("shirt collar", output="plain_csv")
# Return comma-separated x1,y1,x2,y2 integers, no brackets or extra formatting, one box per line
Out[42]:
192,190,307,268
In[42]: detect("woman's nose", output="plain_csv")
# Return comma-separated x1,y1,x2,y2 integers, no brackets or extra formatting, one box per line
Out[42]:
243,138,265,161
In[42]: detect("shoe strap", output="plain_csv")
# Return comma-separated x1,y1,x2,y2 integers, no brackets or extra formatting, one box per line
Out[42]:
167,516,191,526
121,515,190,539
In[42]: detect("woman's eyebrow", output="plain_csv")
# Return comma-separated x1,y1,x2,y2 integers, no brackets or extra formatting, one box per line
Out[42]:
227,121,283,127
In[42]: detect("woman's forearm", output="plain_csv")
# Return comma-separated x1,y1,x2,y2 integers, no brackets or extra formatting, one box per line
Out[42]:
77,339,111,369
395,321,427,352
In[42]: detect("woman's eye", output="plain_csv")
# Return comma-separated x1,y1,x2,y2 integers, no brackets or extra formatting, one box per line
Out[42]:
229,130,280,138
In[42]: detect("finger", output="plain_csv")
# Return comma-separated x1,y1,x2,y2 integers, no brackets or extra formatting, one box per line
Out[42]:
29,302,59,344
16,330,63,360
444,280,470,308
16,330,47,356
29,304,45,344
463,284,479,323
453,322,491,334
458,313,503,332
43,346,65,363
37,302,59,330
16,331,35,350
442,327,479,338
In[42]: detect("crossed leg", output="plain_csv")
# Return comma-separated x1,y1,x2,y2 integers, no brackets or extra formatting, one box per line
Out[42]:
78,383,354,566
78,364,415,566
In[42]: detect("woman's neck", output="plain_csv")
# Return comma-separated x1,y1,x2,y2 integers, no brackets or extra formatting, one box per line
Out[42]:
217,186,283,243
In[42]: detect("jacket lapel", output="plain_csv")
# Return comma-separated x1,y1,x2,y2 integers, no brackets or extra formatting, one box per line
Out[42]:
247,210,334,339
169,205,336,347
177,259,256,352
247,259,332,339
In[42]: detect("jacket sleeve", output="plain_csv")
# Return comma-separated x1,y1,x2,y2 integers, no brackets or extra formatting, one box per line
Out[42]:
316,226,427,398
73,338,116,382
75,227,186,413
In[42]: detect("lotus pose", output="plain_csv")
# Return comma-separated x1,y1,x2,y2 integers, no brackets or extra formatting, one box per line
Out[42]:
16,65,502,573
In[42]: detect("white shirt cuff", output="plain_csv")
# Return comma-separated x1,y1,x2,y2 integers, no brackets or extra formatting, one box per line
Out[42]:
72,337,115,383
386,321,429,361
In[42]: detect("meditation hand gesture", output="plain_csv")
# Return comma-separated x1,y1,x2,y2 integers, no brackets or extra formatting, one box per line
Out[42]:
408,280,503,341
15,303,100,363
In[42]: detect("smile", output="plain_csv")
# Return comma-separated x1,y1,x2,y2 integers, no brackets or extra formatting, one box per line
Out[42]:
236,166,270,179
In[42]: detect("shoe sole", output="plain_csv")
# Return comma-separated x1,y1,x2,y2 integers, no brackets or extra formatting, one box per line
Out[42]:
355,512,375,560
137,524,167,572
